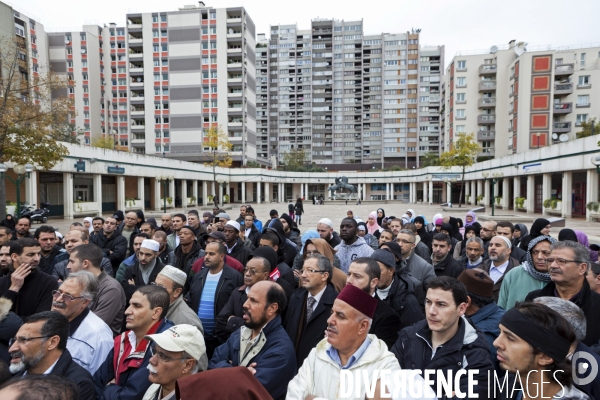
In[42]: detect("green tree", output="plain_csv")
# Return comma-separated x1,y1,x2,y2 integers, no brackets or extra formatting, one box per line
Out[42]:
280,148,308,171
203,125,232,206
91,136,115,149
577,118,598,139
420,152,440,167
0,36,73,219
438,132,481,207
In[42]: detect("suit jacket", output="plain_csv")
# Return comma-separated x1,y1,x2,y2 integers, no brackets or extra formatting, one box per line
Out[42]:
283,284,338,368
370,298,402,349
481,257,519,302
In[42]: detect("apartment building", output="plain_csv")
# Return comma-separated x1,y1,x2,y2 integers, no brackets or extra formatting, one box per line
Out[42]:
256,20,444,169
442,40,600,158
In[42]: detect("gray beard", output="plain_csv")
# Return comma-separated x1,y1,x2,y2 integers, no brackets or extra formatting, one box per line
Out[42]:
9,350,45,374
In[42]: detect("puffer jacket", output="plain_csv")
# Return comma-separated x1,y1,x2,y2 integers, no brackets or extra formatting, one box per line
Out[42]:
391,316,494,399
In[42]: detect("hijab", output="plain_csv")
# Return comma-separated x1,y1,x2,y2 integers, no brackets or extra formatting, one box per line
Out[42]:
368,211,381,235
575,230,599,262
135,210,145,229
376,208,386,227
413,216,430,246
522,235,557,282
461,225,481,253
464,211,478,227
519,218,550,251
305,238,336,265
514,223,528,238
558,229,578,242
448,217,463,241
83,217,94,233
406,209,416,221
300,230,320,253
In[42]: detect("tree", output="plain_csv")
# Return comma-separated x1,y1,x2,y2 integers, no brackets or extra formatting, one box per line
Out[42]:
280,148,308,171
420,152,440,167
0,36,73,219
438,132,481,207
91,136,115,149
577,118,598,139
203,125,232,206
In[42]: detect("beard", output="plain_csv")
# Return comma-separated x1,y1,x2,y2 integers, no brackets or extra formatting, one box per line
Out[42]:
9,350,45,374
243,309,268,330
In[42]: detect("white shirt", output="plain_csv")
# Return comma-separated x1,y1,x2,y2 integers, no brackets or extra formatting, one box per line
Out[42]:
489,259,510,283
175,235,180,247
376,279,394,300
24,358,59,376
307,286,327,313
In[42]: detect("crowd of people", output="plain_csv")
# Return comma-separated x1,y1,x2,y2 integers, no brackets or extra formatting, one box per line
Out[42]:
0,206,598,399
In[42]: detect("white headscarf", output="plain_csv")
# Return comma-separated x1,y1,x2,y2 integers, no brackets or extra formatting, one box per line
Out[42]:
83,217,94,233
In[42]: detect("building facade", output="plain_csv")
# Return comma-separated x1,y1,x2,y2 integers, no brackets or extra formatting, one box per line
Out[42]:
442,40,600,158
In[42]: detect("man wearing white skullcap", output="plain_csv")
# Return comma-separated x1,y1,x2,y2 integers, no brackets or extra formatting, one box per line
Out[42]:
316,218,341,248
155,266,208,371
482,235,520,301
120,238,166,299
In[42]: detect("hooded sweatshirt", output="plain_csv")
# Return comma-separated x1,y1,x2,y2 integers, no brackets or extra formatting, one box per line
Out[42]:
335,236,374,272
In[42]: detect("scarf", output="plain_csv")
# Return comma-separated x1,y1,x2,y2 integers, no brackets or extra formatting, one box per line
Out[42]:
522,235,557,282
467,257,483,269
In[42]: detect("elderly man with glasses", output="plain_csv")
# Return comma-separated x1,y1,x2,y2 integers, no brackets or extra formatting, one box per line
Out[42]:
526,240,600,347
51,271,113,375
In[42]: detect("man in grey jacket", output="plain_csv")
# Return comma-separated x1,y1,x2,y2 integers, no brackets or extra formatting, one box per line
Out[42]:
53,229,113,280
334,218,374,272
154,265,207,371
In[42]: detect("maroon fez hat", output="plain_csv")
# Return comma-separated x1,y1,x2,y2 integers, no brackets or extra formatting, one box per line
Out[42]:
336,284,378,319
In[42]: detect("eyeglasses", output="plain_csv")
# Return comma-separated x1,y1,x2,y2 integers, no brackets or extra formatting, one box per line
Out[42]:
302,268,326,274
243,268,265,276
150,282,167,289
150,346,190,363
396,239,415,245
546,258,582,266
52,290,86,302
305,250,320,255
9,336,51,347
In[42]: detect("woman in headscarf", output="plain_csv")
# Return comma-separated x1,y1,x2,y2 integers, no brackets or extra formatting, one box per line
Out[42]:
376,208,385,227
464,211,477,227
357,222,378,250
513,223,528,248
83,217,94,233
448,217,463,241
428,213,442,233
367,211,382,236
454,224,480,259
558,228,578,242
405,209,416,222
0,214,16,231
202,211,214,226
413,216,431,250
135,210,145,230
498,235,557,310
518,218,551,251
455,217,464,237
575,230,599,262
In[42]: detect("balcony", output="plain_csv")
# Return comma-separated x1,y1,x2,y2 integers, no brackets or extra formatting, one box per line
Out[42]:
554,82,573,95
130,109,145,116
553,102,572,114
552,122,571,133
477,130,496,141
129,52,143,59
478,97,496,108
477,114,496,124
227,47,242,54
479,64,497,75
131,124,145,130
228,120,243,127
478,81,496,92
226,17,242,23
227,32,242,39
227,77,243,84
555,64,574,76
127,23,142,30
227,62,242,68
228,91,243,98
478,148,495,158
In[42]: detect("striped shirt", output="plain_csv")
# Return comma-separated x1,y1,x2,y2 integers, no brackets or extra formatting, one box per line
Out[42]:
197,270,222,336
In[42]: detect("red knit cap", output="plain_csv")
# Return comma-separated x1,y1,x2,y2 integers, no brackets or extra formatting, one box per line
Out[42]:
336,284,378,319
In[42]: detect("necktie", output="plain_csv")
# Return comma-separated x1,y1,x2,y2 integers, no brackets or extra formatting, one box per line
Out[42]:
307,296,316,321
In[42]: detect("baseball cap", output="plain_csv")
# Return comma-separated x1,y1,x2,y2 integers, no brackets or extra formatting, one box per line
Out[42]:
146,324,206,361
205,231,226,242
216,212,230,220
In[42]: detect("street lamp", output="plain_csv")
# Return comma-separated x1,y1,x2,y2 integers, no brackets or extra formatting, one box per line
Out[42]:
482,171,504,216
156,175,173,213
0,163,34,217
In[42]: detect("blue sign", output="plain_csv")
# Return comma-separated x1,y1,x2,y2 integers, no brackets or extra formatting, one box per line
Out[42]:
107,166,125,174
74,160,85,172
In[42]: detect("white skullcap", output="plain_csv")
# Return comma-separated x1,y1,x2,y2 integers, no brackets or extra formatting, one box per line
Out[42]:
141,239,160,252
495,236,512,248
318,218,333,228
225,221,241,231
158,265,187,287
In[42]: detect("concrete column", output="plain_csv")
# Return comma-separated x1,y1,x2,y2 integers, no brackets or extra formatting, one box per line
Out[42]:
305,184,309,200
513,177,520,210
265,182,270,203
218,183,224,205
423,181,428,204
257,182,262,204
428,180,433,204
476,180,483,205
562,172,573,218
168,179,175,207
63,172,74,219
181,180,188,209
93,174,102,216
202,181,208,206
192,180,198,206
211,181,216,197
25,170,38,206
300,183,304,200
501,179,510,209
137,177,145,211
586,170,598,221
526,176,535,214
465,180,470,198
155,179,162,210
542,173,552,213
470,181,475,205
117,176,126,212
484,179,491,207
241,181,246,203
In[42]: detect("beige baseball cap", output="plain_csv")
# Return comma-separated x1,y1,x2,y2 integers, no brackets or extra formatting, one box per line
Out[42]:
145,324,206,361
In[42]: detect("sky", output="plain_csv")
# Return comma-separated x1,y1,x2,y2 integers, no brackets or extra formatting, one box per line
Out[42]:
13,0,600,66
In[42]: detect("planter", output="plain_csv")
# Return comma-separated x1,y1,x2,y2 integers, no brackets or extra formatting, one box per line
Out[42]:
187,197,197,206
516,207,527,213
6,205,15,216
159,198,174,209
125,199,143,211
589,211,600,222
74,201,100,215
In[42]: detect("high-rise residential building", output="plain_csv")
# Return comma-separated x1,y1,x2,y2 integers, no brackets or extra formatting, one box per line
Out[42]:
442,40,600,158
256,20,444,169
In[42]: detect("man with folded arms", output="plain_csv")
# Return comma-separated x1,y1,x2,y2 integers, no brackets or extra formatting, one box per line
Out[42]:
287,284,435,400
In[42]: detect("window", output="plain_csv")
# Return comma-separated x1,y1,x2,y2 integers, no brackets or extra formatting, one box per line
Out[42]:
456,77,466,87
578,76,590,86
152,16,159,23
576,114,587,124
456,125,466,133
161,15,167,22
161,30,167,37
456,109,465,118
580,53,586,67
577,95,589,106
457,60,466,70
456,93,465,102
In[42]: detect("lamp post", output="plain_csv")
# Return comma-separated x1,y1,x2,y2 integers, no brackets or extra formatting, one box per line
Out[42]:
482,172,504,216
157,175,173,213
0,163,34,217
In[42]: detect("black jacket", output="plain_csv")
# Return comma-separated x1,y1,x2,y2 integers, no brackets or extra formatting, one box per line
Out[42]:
326,232,342,249
376,274,424,329
510,245,527,263
284,284,338,368
413,241,431,264
215,285,248,343
432,253,465,278
0,268,58,318
287,228,302,250
0,298,21,365
90,231,128,271
15,349,96,400
371,298,402,349
263,222,298,267
526,279,600,347
481,257,519,302
245,225,262,249
391,317,494,399
227,238,252,267
38,245,65,275
120,258,166,300
187,265,243,340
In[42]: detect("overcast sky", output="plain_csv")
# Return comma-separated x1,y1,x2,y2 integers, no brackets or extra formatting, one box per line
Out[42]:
16,0,600,66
